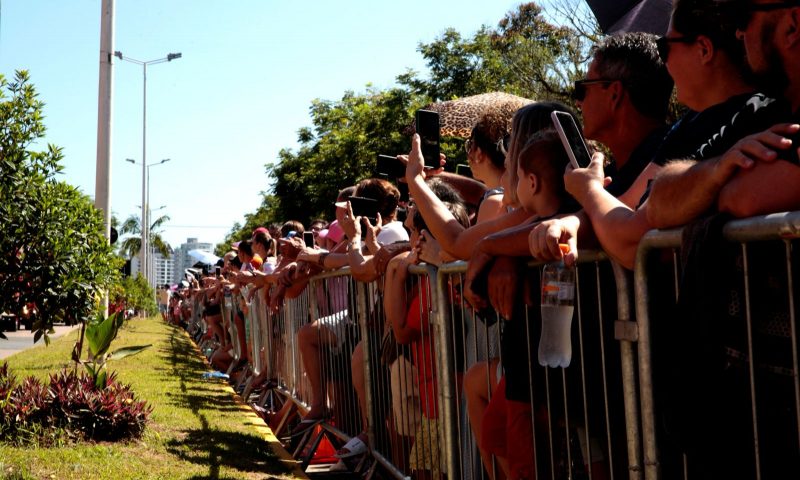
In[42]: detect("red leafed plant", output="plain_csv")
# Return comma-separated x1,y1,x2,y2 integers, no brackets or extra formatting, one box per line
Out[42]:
0,362,151,445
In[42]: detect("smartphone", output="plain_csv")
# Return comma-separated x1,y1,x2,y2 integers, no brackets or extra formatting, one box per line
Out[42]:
303,231,315,248
215,266,221,277
551,111,592,169
397,181,410,203
376,154,406,179
456,164,473,178
416,109,440,169
348,196,379,222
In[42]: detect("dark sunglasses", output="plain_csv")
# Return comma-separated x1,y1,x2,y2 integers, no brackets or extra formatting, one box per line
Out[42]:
572,78,618,101
655,35,696,62
731,1,800,30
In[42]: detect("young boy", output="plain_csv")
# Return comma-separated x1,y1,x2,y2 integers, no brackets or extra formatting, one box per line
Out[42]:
472,129,588,480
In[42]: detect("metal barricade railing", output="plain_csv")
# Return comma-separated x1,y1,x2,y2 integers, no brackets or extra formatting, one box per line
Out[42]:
249,288,266,377
224,289,242,368
634,211,800,480
428,253,641,480
255,251,640,479
306,267,364,440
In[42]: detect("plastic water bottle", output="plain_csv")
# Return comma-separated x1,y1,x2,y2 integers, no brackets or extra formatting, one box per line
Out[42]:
538,244,575,368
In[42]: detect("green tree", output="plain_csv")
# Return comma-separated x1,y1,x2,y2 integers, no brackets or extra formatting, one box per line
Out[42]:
0,70,121,341
118,213,172,260
110,274,157,316
399,2,597,104
223,2,600,239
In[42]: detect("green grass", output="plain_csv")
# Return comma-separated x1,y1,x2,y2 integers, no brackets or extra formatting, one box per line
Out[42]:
0,317,300,480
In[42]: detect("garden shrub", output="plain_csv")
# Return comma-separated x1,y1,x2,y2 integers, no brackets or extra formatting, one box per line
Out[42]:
0,363,151,446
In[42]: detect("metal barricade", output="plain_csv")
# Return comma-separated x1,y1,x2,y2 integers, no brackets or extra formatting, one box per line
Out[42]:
634,212,800,479
249,288,266,378
428,253,641,480
225,289,242,368
260,251,641,479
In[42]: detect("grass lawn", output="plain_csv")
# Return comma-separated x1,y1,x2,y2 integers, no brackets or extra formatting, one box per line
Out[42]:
0,316,303,480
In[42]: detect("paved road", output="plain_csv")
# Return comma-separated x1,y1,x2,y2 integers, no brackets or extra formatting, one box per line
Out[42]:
0,324,81,359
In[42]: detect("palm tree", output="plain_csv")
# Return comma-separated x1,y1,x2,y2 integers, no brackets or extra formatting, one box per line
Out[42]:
119,213,172,259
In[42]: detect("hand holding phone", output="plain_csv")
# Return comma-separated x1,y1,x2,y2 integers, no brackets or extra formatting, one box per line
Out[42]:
303,231,315,248
416,109,441,169
376,154,406,179
348,196,379,223
551,111,592,169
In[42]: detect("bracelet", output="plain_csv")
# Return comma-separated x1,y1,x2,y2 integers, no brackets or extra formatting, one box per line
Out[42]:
317,253,329,267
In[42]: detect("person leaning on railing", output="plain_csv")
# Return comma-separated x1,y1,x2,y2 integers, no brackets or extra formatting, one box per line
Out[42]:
635,1,800,477
384,199,471,477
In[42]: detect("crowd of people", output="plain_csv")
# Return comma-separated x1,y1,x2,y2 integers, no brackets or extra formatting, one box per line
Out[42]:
164,1,800,478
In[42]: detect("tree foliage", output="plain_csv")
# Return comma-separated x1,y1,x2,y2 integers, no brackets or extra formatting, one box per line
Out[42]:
0,71,121,341
222,2,598,239
109,274,157,316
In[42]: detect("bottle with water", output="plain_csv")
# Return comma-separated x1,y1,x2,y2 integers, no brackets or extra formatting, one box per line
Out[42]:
538,244,575,368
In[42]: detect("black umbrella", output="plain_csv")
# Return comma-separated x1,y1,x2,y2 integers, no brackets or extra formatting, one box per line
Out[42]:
585,0,672,36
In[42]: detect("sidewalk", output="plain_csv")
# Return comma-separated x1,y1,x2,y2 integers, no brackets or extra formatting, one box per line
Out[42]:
0,323,80,359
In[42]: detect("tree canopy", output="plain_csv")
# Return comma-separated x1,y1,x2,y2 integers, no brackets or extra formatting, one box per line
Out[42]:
218,2,598,250
0,70,121,341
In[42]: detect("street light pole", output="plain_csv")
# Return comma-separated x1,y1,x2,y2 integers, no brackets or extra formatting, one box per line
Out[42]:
115,51,181,286
126,158,171,285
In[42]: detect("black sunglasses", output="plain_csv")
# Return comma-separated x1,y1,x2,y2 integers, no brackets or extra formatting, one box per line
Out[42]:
655,35,696,62
572,78,618,101
731,1,800,30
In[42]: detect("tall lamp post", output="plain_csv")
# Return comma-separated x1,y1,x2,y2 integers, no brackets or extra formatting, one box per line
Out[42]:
126,158,170,285
148,205,167,286
115,50,181,287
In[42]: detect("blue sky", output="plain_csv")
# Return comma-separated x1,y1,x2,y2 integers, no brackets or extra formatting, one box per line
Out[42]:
0,0,578,248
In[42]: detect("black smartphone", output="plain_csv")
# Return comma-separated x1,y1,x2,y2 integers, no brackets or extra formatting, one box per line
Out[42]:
551,111,592,169
303,231,314,248
416,109,440,169
376,154,406,179
456,164,473,178
397,181,410,203
348,196,379,222
215,266,221,277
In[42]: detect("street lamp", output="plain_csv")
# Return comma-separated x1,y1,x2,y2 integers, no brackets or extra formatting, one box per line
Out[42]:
125,158,171,285
115,49,179,286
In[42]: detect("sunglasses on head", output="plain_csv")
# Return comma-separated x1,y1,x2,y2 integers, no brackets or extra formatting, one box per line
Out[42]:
655,35,696,62
730,1,800,30
571,78,618,101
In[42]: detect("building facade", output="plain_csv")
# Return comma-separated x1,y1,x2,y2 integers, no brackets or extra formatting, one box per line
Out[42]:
171,237,214,284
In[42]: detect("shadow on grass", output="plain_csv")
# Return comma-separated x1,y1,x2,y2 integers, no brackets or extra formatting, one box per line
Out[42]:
165,392,244,414
165,421,289,476
160,326,290,478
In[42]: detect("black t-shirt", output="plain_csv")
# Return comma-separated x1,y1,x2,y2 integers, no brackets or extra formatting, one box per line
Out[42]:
639,93,792,206
694,93,793,160
606,125,670,198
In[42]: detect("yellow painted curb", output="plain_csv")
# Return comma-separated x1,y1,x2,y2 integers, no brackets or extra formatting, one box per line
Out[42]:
177,326,309,479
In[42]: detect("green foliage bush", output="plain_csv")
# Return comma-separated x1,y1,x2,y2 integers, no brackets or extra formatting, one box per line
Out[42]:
0,71,121,341
0,363,151,446
111,274,157,316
